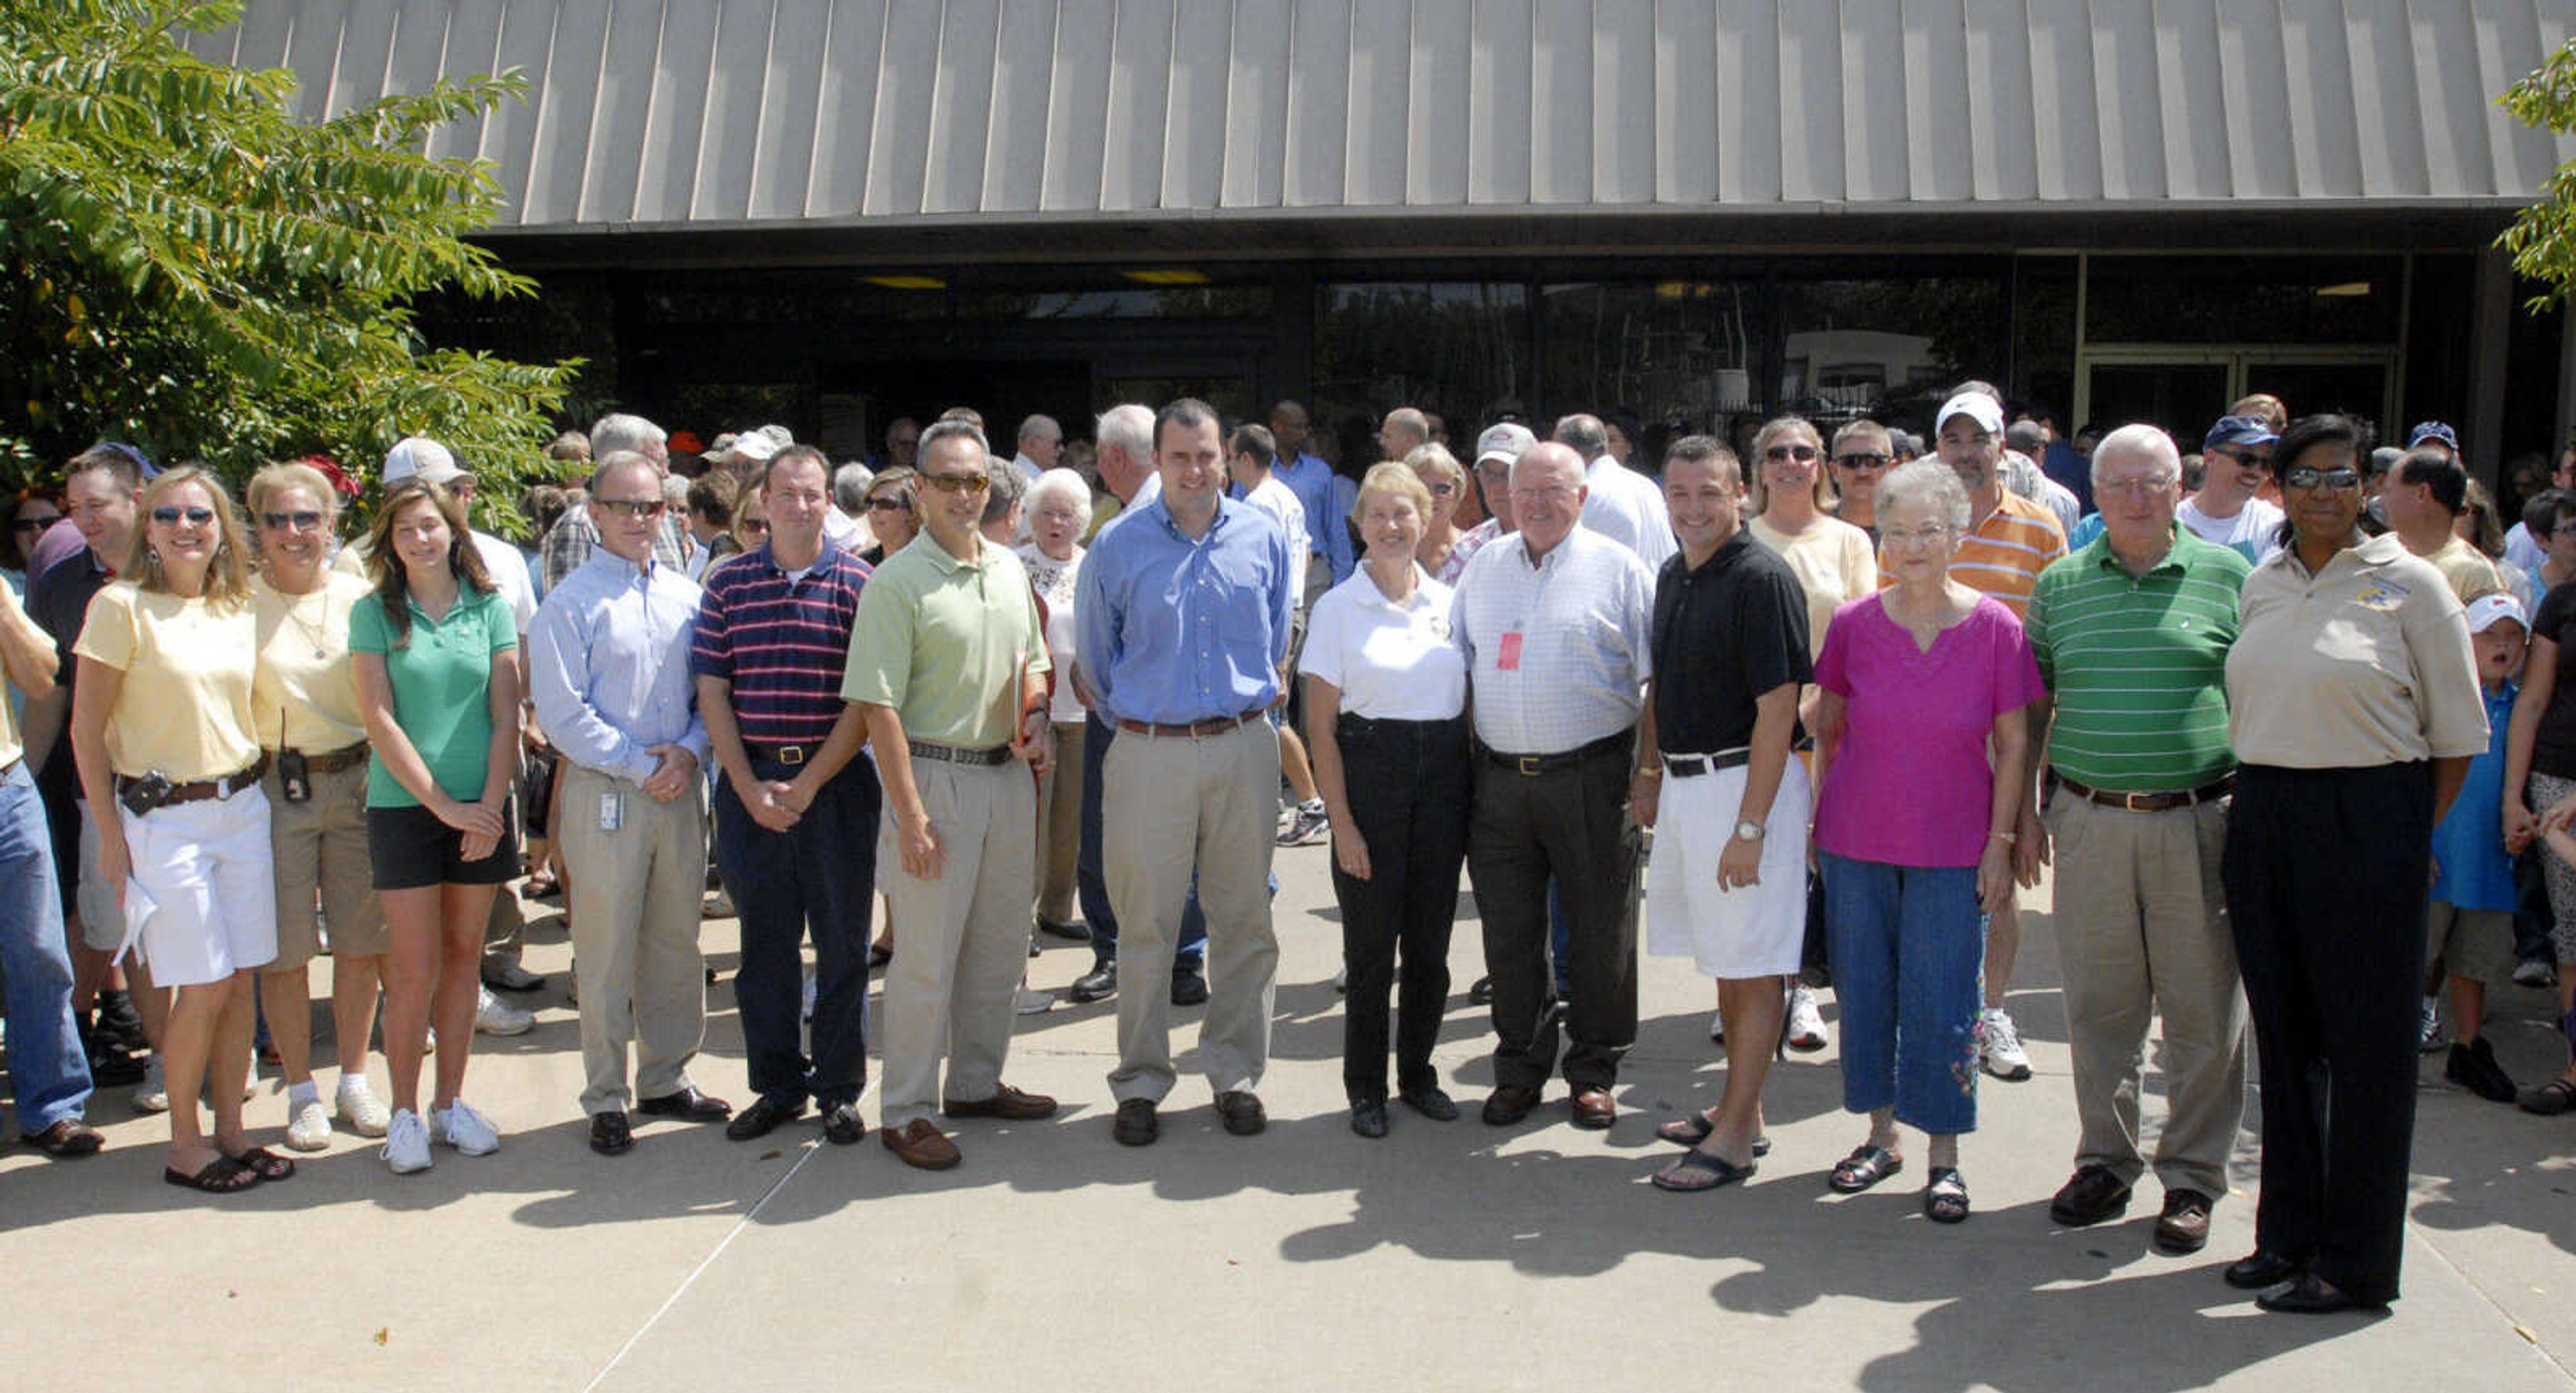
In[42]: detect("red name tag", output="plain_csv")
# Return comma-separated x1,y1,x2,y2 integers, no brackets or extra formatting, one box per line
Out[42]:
1497,631,1524,670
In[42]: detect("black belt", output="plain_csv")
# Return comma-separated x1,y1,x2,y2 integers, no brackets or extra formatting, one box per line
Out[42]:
1479,730,1632,777
1661,747,1751,779
2055,772,2234,813
747,741,816,766
906,739,1012,767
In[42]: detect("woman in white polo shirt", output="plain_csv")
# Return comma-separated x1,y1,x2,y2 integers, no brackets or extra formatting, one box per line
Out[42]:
1304,463,1472,1140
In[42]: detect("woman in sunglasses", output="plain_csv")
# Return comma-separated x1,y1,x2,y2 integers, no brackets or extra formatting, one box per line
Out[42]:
70,466,286,1194
858,468,919,567
350,476,521,1175
1403,443,1473,584
2222,413,2485,1312
246,462,390,1151
5,493,63,595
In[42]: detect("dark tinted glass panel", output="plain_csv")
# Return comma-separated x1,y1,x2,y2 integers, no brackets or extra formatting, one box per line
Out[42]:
2086,255,2402,345
1538,280,1759,439
1776,277,2007,437
1313,282,1530,468
2014,255,2080,427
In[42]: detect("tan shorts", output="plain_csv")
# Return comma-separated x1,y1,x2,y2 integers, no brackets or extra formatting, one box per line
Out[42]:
264,761,386,969
2426,901,2513,985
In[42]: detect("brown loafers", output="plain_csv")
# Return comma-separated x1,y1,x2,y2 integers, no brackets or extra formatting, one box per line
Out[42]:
942,1083,1059,1121
1570,1086,1616,1130
882,1118,962,1170
2155,1188,2214,1254
25,1119,103,1157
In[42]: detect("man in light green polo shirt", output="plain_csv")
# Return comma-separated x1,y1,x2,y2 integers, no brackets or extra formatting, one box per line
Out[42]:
843,421,1057,1172
2018,423,2253,1257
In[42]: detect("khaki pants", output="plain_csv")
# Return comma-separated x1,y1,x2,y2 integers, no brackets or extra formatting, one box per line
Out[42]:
1104,719,1280,1102
879,758,1038,1129
2046,792,2247,1198
558,763,708,1115
1034,721,1085,926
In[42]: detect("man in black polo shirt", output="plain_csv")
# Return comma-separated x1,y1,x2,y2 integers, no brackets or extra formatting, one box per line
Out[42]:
1631,435,1812,1192
25,445,152,1093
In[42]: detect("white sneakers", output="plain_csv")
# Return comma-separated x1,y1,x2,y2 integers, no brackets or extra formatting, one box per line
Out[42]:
475,986,535,1037
336,1076,392,1138
1786,984,1830,1052
433,1099,501,1156
2418,997,2448,1053
1980,1007,2032,1081
132,1055,169,1113
382,1108,433,1174
284,1096,333,1151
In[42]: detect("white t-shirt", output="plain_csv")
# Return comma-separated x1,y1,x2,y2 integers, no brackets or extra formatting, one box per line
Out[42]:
2177,495,2285,563
1301,568,1466,721
1236,476,1311,609
1579,455,1678,571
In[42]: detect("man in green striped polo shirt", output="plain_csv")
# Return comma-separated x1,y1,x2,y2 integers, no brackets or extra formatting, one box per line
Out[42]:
2018,423,2253,1258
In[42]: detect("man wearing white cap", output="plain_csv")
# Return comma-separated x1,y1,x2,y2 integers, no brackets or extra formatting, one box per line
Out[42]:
1454,423,1536,575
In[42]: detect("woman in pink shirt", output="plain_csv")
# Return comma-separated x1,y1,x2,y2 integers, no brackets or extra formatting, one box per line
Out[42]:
1811,459,2041,1226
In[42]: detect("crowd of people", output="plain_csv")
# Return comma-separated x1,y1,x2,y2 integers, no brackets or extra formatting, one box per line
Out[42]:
0,378,2569,1321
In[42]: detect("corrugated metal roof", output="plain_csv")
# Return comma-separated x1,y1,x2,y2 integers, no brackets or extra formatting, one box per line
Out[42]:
186,0,2576,233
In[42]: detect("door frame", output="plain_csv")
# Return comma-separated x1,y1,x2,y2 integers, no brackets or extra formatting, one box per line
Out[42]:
2075,344,2400,433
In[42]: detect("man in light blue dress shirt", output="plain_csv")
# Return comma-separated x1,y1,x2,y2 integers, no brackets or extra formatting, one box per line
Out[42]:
530,451,730,1157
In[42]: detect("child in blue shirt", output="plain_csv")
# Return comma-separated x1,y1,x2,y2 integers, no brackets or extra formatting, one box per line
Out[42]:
2433,594,2528,1102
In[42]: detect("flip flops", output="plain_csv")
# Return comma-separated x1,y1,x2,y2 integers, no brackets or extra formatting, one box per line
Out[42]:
223,1145,296,1182
1829,1143,1904,1194
1651,1149,1758,1192
1653,1113,1772,1156
163,1155,260,1194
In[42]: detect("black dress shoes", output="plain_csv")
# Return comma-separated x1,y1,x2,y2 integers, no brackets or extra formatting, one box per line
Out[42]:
2256,1274,2380,1314
725,1095,805,1141
637,1086,733,1123
2047,1164,2133,1227
1069,962,1118,1002
589,1111,634,1155
1170,966,1210,1007
1036,917,1090,943
820,1101,865,1145
1112,1097,1159,1146
1397,1085,1459,1121
1216,1090,1267,1135
2223,1250,2303,1290
1350,1101,1389,1139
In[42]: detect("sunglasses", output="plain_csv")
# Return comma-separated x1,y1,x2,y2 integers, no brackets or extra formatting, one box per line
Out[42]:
922,472,990,495
1426,480,1457,496
865,497,910,513
596,498,667,519
1765,444,1820,463
151,506,216,526
2283,467,2362,491
739,518,769,535
1833,452,1890,469
260,511,325,531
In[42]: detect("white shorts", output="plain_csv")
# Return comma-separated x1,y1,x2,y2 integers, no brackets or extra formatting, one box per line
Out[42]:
117,783,279,988
1645,758,1811,980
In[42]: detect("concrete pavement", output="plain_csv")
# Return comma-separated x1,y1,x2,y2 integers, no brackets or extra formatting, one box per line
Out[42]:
3,843,2571,1392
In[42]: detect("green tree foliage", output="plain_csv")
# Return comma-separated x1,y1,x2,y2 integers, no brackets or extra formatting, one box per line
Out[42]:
0,0,576,533
2501,36,2576,312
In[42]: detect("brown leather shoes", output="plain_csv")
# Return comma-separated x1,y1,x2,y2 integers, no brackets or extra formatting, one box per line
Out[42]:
2155,1188,2213,1254
942,1083,1059,1121
24,1119,103,1157
1481,1085,1542,1125
1570,1086,1616,1130
881,1118,961,1170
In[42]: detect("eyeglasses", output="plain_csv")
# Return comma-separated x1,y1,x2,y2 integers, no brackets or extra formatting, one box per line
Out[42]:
595,498,667,519
151,506,216,526
922,472,991,495
2282,467,2362,492
1833,453,1890,470
2212,448,2272,468
1764,444,1820,463
260,511,325,531
1882,525,1952,548
865,496,910,513
2094,476,2174,498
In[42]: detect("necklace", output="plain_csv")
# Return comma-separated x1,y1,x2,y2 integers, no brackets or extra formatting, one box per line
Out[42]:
270,577,334,658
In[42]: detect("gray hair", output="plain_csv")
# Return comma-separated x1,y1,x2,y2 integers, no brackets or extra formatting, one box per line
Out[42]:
981,458,1028,527
2090,423,2183,485
590,413,665,461
1553,413,1609,460
1874,458,1972,531
833,461,875,513
1096,403,1154,458
1026,466,1095,533
1018,413,1061,448
660,474,692,506
918,417,989,462
589,449,659,497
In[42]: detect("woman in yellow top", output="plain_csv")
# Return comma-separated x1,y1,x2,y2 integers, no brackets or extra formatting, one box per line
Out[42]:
70,467,287,1194
247,462,390,1151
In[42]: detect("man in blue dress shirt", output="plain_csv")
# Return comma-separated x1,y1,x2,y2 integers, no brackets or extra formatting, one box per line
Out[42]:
1078,399,1298,1147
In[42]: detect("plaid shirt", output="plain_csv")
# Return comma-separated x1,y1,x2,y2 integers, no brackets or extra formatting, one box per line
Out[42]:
539,501,690,593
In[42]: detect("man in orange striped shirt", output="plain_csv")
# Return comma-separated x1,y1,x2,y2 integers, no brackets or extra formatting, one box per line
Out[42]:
1879,389,2066,1081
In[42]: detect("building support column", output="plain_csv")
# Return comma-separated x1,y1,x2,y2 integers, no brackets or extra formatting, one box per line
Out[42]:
2469,246,2513,482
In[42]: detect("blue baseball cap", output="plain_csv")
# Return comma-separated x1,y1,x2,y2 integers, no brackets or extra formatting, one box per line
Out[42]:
2408,421,2460,452
2202,415,2278,452
83,441,160,479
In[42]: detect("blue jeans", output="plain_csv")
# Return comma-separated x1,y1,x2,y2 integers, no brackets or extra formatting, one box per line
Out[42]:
1077,711,1206,972
1820,852,1982,1136
0,763,88,1131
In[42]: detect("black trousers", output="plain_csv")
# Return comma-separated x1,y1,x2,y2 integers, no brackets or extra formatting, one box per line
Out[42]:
1466,733,1640,1092
2222,762,2428,1306
714,758,880,1107
1331,714,1470,1103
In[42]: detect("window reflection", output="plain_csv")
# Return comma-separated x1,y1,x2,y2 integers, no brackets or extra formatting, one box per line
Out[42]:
1538,280,1759,444
1776,278,2007,435
1313,282,1531,466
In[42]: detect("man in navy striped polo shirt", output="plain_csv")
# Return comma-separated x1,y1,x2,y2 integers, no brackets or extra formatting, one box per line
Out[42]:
693,445,880,1147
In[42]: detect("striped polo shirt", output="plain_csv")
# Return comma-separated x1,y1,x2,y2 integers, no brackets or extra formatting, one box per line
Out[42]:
1884,488,2065,619
690,541,873,747
2024,525,2251,792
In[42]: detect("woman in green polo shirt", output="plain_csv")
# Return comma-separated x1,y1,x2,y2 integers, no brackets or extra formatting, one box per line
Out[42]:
350,477,521,1176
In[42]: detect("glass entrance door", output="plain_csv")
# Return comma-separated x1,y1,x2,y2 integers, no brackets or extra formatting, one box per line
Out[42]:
2080,352,2395,444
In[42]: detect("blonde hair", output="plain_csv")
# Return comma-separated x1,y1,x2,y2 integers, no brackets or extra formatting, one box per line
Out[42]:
1748,415,1839,514
127,467,253,608
1403,442,1467,501
1352,460,1434,523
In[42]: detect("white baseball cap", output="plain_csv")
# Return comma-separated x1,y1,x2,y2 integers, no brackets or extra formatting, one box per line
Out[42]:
1474,422,1538,467
2467,592,2528,635
1935,393,2006,437
382,436,467,486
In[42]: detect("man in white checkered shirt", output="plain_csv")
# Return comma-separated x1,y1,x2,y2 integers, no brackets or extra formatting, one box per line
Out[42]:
1447,441,1656,1133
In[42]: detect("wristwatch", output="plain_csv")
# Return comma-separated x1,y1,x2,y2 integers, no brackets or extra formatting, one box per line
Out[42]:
1733,819,1765,842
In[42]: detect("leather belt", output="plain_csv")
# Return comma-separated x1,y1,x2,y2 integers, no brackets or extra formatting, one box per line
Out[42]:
1662,747,1752,779
2056,772,2234,814
289,741,369,775
906,739,1012,767
749,741,814,766
121,752,270,808
1116,710,1265,739
1481,731,1632,777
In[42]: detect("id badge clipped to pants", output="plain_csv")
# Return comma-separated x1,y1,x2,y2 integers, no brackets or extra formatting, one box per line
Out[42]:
598,788,625,833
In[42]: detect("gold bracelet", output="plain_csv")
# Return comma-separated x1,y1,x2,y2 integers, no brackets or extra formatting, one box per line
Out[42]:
1635,765,1662,780
1989,829,2017,845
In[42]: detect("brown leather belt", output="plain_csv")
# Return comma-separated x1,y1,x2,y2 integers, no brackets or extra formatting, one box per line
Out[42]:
121,752,270,809
1116,710,1265,739
2056,772,2234,814
906,739,1012,767
292,741,369,775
